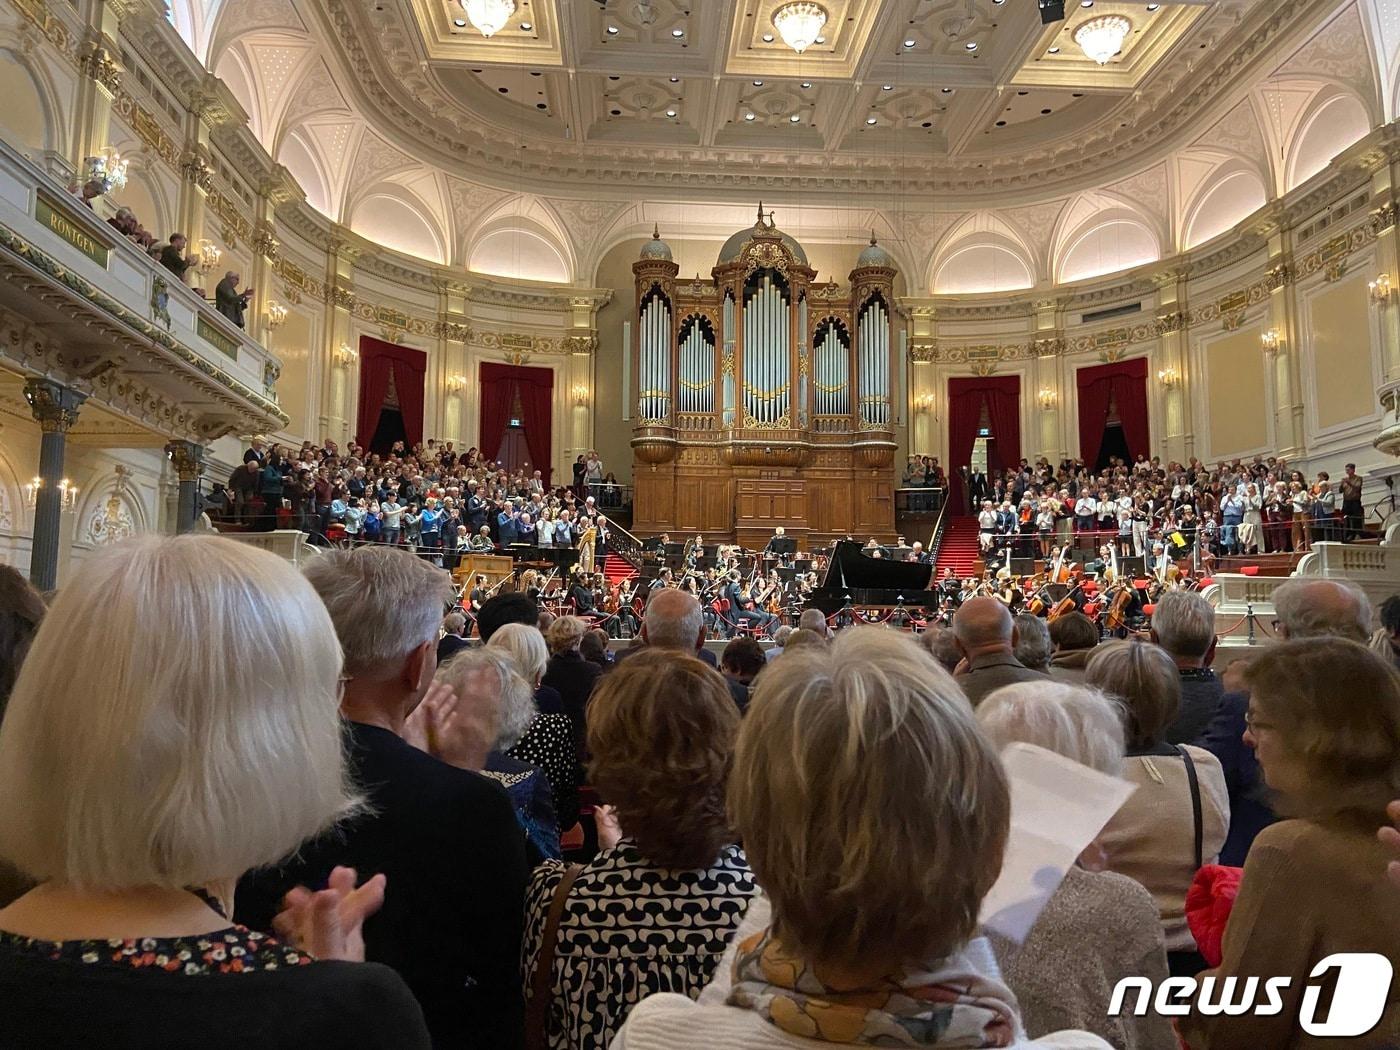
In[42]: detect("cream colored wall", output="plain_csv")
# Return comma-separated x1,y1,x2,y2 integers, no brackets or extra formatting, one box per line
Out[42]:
1303,271,1378,432
267,308,315,443
1202,325,1271,460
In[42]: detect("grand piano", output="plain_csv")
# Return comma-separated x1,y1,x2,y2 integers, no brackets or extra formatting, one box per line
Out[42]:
806,540,940,615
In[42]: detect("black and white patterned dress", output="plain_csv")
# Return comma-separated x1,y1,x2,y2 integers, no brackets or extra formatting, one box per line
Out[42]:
521,839,756,1050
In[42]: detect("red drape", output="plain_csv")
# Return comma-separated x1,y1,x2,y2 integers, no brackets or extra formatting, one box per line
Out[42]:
1076,357,1149,468
479,363,554,484
947,375,1022,515
357,337,427,449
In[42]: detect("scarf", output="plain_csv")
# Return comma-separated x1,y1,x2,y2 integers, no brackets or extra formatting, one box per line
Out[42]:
727,927,1019,1047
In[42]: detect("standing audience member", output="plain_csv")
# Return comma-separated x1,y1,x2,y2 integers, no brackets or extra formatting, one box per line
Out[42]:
1181,639,1400,1049
612,628,1106,1049
437,612,470,664
0,537,430,1047
214,271,252,328
1048,613,1099,684
542,616,602,761
158,233,195,281
523,653,756,1050
1148,591,1223,743
236,546,527,1049
919,624,965,676
1012,613,1053,675
1089,640,1229,976
764,624,792,662
1271,577,1371,643
978,681,1176,1050
951,597,1045,706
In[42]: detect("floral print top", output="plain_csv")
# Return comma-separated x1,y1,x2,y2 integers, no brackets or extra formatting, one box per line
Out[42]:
0,926,311,976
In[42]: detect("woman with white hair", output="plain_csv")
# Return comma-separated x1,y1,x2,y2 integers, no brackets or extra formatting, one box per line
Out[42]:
978,681,1176,1050
489,623,579,832
542,615,602,759
613,628,1108,1049
437,647,560,864
0,536,429,1046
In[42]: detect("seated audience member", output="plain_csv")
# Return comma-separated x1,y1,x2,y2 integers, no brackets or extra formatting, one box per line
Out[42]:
488,623,578,832
437,611,470,665
613,628,1107,1049
951,596,1045,706
1148,591,1223,743
236,546,527,1049
720,636,765,710
523,652,756,1050
919,623,964,675
764,624,792,662
978,682,1176,1050
1048,613,1098,684
543,616,602,758
0,537,429,1047
478,591,542,643
1180,639,1400,1050
620,588,719,668
1089,640,1229,976
1369,594,1400,670
796,606,831,639
580,628,611,672
437,648,559,864
1012,613,1053,674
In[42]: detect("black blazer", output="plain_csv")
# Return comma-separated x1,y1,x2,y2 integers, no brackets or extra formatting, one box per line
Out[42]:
237,722,527,1049
541,651,602,757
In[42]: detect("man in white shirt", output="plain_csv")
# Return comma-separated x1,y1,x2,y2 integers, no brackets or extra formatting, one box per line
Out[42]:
977,500,997,553
1074,493,1097,535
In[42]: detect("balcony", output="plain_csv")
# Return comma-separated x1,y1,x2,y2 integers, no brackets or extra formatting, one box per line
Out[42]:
0,139,287,442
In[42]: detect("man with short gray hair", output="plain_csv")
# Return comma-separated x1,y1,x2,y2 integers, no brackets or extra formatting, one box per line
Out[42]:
1149,590,1222,744
1271,578,1372,643
238,545,527,1048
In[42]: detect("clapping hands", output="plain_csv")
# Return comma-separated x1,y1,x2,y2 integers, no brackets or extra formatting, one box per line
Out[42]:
403,674,498,771
1381,799,1400,889
272,865,386,962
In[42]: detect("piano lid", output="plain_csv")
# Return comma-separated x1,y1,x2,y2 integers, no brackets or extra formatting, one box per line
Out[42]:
818,540,934,596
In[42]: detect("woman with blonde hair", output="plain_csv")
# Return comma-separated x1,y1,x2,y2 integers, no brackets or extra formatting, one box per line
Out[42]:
542,615,601,757
978,681,1176,1050
488,622,578,831
0,536,428,1046
613,628,1107,1049
1088,639,1229,976
522,650,756,1050
1181,639,1400,1049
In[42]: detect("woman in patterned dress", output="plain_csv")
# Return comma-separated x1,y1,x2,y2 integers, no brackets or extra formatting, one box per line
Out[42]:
521,650,757,1050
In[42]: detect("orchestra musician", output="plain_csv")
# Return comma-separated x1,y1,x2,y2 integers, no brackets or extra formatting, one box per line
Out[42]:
613,579,640,637
568,567,597,614
467,574,488,635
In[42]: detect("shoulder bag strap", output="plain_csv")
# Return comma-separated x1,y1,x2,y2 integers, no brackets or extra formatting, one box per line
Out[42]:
1174,744,1204,871
525,863,583,1050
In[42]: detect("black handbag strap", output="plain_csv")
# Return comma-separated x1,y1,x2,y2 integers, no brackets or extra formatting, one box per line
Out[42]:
1175,744,1204,871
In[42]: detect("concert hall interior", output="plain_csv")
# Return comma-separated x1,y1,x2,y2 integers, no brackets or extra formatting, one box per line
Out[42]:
5,1,1400,1046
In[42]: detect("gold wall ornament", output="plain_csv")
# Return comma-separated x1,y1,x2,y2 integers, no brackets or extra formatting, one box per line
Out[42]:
164,441,205,483
181,155,214,194
23,378,86,433
80,45,122,94
1154,311,1185,335
1221,310,1247,332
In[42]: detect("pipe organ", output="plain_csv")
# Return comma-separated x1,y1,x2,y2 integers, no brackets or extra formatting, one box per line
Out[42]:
631,213,900,547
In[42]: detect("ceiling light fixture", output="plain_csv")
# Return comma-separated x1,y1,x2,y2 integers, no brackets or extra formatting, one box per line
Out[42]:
882,84,893,90
1074,14,1130,64
866,116,877,124
753,79,764,86
745,112,756,121
460,0,515,37
904,37,916,47
520,21,532,30
666,108,677,117
790,113,801,122
965,41,978,50
670,76,680,82
607,24,619,34
772,2,828,54
762,32,775,42
1146,2,1159,8
1048,46,1061,54
801,81,812,89
671,27,684,37
453,18,467,27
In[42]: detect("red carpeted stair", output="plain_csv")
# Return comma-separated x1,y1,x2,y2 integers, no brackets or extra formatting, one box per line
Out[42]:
603,553,638,585
934,517,982,579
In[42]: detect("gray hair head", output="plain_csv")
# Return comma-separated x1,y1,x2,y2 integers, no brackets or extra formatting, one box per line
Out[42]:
1012,613,1052,672
1150,590,1216,660
1272,579,1372,644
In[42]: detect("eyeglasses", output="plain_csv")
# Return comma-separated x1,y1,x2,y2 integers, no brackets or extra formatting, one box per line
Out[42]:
336,675,352,703
1243,710,1275,733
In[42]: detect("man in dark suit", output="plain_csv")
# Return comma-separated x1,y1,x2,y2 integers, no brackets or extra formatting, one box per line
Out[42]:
237,547,527,1050
968,469,988,512
437,611,470,663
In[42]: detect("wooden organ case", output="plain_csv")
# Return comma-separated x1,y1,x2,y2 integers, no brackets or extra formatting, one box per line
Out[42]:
630,211,899,548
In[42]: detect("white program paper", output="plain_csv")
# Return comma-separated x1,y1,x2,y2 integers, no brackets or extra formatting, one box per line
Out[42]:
979,742,1137,944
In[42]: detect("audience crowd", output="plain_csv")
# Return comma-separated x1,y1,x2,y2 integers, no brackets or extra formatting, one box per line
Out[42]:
0,539,1397,1049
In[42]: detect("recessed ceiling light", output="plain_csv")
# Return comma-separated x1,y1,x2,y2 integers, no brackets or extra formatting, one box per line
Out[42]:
762,32,775,42
745,112,756,120
671,27,684,37
882,84,893,91
1081,0,1094,6
865,116,877,124
606,25,618,34
815,35,825,44
453,18,467,27
942,87,953,93
666,108,677,117
903,38,916,47
1048,46,1061,53
670,76,680,83
801,81,812,89
753,79,764,86
992,0,1005,4
965,41,978,50
790,113,801,122
1146,2,1159,8
520,22,532,30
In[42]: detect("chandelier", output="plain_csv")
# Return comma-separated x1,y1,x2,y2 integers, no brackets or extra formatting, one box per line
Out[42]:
1074,15,1131,65
83,147,128,195
773,2,828,53
460,0,515,37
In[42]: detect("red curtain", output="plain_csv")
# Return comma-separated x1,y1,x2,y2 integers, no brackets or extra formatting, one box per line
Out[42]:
947,375,1022,514
479,363,554,484
1076,357,1149,468
357,337,427,449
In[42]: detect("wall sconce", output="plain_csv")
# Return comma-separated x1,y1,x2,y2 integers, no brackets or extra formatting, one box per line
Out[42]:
265,300,288,331
335,342,359,368
1037,388,1058,411
572,383,591,406
914,393,936,414
1157,367,1180,388
446,373,467,394
1261,329,1283,355
1371,273,1394,307
195,239,221,278
24,476,77,511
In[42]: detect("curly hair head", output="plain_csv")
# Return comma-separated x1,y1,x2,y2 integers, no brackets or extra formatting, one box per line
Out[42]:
586,649,739,870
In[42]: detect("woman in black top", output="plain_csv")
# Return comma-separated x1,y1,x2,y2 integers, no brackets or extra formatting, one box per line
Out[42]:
0,535,428,1048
